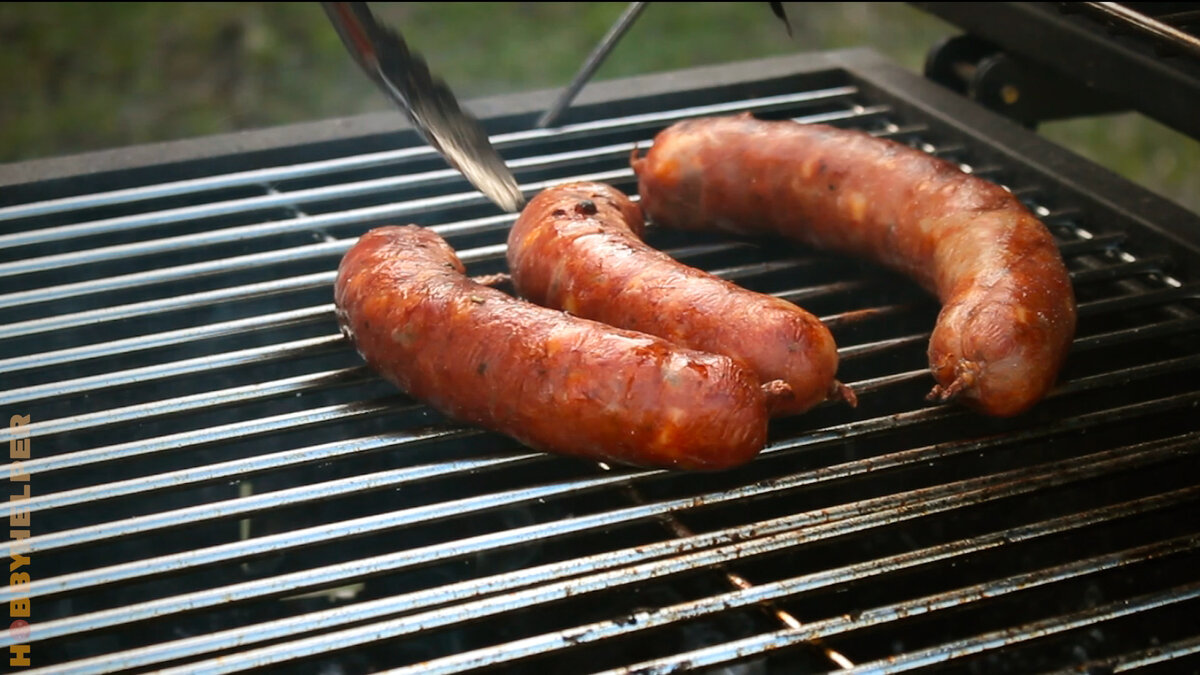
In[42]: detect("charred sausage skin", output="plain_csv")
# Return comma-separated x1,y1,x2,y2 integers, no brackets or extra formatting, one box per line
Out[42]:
632,114,1077,417
334,225,772,470
507,181,850,415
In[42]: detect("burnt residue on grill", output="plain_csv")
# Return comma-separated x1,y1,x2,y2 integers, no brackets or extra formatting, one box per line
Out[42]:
1,48,1199,674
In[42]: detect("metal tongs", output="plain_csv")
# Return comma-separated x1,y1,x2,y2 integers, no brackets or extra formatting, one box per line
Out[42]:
321,2,524,212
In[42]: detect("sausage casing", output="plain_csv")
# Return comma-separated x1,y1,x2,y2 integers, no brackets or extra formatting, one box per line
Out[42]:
507,181,849,415
632,114,1077,417
334,225,772,470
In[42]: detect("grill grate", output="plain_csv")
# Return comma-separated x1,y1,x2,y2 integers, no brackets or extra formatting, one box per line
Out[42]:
2,49,1199,673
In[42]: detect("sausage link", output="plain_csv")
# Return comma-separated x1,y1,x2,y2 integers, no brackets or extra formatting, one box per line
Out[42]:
334,225,773,470
508,182,851,415
632,114,1077,417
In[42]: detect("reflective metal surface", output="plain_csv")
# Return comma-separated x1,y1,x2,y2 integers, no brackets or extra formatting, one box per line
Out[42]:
2,50,1198,673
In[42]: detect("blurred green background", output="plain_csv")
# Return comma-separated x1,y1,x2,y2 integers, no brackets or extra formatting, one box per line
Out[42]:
1,2,1195,213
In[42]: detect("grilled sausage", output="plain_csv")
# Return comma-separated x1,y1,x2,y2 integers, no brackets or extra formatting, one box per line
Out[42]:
631,114,1077,417
507,182,852,416
334,225,776,470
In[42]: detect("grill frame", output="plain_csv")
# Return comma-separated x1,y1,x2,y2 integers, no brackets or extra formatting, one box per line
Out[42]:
912,1,1200,139
2,47,1200,674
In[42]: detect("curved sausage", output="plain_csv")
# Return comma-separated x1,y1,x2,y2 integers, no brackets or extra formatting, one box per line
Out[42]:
507,181,853,416
334,225,775,470
631,114,1077,417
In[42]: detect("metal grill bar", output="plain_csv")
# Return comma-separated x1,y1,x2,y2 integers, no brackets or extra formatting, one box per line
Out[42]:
840,581,1200,673
1073,315,1200,351
16,373,907,482
0,208,521,311
0,227,1157,410
0,141,658,249
72,433,1197,675
0,205,1123,347
0,334,345,407
0,171,611,281
8,308,1198,519
0,243,1118,413
7,398,393,477
87,490,1200,674
1080,1,1200,60
837,332,929,359
599,551,1200,675
0,304,334,375
1050,634,1200,673
7,309,1190,557
849,367,931,397
392,489,1200,675
0,128,1055,323
629,491,856,671
16,447,541,556
1053,353,1200,397
1,422,467,520
0,270,337,341
0,107,892,282
0,219,790,343
0,87,862,223
1055,231,1128,255
13,354,1196,557
1067,254,1172,283
1076,282,1200,317
0,367,369,453
9,414,1195,657
3,468,658,605
0,239,351,312
859,352,1200,410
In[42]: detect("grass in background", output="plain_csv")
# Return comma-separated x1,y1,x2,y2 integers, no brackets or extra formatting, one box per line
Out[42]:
0,2,1194,213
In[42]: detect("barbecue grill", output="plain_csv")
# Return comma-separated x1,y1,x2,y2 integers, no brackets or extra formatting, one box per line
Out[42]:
3,13,1200,674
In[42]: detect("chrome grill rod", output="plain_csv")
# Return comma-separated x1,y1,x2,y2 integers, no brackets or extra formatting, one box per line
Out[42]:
7,419,1195,659
0,218,1132,369
0,123,997,316
1,468,648,609
0,202,820,342
0,228,1162,408
9,240,1171,408
0,334,346,407
1048,634,1200,674
5,396,395,476
7,300,1200,518
5,300,1198,519
88,492,1200,674
0,426,493,530
841,583,1200,673
0,270,339,341
0,304,334,375
86,434,1199,675
0,87,862,223
599,550,1200,675
19,351,1200,554
0,210,1112,360
394,495,1200,675
16,443,540,556
0,366,370,453
0,105,892,281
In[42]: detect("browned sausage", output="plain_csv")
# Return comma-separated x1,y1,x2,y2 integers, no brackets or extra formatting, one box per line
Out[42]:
507,181,853,416
631,114,1077,417
334,225,776,470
